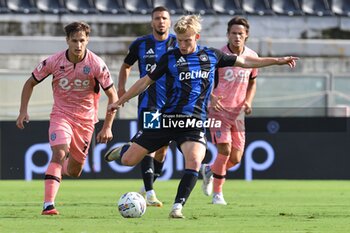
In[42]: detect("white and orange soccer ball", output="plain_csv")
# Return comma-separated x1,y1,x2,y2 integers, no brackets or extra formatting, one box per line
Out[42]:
118,192,146,218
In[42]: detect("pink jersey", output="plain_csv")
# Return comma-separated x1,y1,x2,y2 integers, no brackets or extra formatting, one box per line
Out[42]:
209,45,258,119
32,49,113,124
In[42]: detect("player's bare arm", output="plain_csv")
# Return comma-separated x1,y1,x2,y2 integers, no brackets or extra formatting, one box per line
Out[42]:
97,85,118,143
243,78,257,115
108,75,154,112
117,63,132,99
235,56,299,68
16,76,38,129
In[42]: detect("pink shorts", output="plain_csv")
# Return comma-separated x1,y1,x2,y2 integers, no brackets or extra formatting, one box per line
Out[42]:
49,115,94,164
209,115,245,151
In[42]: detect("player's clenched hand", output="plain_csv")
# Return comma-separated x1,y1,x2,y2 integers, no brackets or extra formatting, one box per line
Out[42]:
278,56,299,68
16,113,29,129
107,102,122,113
243,101,252,115
210,95,224,112
96,128,113,144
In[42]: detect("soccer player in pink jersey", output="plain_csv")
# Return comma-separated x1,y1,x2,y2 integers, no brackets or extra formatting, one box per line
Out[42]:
16,22,118,215
201,16,259,205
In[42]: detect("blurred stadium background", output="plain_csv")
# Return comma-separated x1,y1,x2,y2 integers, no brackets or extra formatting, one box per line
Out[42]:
1,0,350,180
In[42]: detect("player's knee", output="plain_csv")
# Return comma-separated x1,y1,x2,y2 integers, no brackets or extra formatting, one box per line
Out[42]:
186,159,202,171
229,153,243,164
217,143,231,156
67,168,82,178
230,157,241,164
50,153,66,164
219,148,231,156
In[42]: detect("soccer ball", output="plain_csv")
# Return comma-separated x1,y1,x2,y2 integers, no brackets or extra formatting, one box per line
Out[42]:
118,192,146,218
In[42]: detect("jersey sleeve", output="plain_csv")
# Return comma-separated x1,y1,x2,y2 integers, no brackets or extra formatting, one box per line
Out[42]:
123,40,140,66
32,56,54,83
95,58,114,90
148,54,168,81
212,48,237,68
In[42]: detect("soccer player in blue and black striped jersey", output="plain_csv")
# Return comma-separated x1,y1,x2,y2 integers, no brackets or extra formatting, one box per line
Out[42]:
113,6,177,207
105,15,298,218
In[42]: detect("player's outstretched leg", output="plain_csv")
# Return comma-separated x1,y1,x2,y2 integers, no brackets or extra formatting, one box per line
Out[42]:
104,142,131,162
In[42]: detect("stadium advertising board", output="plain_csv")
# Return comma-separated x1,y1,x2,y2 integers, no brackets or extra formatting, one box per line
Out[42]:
0,118,349,180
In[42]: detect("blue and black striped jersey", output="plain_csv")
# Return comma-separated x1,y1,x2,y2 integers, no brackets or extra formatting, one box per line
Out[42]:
124,34,177,116
148,46,237,121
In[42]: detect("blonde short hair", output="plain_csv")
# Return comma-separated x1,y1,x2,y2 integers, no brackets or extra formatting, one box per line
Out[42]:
174,15,202,34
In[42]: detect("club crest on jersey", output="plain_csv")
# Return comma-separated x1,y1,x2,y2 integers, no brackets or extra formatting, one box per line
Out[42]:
50,132,57,141
199,54,208,62
83,66,90,74
215,130,222,138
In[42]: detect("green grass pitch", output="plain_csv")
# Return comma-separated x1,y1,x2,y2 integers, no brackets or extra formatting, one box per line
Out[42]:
0,179,349,233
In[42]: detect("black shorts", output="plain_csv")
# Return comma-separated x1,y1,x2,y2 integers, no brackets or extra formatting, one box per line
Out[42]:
130,128,207,153
135,117,172,150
